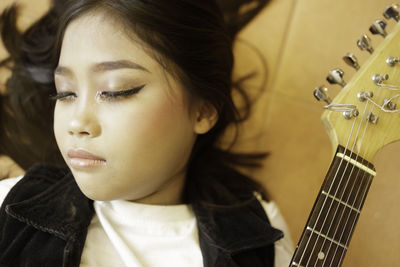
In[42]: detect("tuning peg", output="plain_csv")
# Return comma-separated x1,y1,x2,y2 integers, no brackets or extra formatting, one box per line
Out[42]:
383,98,397,110
383,4,400,22
372,73,389,85
343,53,360,70
369,19,387,38
327,69,346,87
366,112,379,124
313,85,331,104
386,56,400,67
357,35,374,54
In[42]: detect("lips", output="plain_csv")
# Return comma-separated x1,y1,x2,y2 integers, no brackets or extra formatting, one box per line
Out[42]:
67,149,106,169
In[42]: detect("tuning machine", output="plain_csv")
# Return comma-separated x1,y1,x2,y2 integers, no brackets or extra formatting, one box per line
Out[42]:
327,69,346,87
386,56,400,67
383,3,400,22
369,19,387,38
343,53,360,70
313,85,332,104
324,104,359,120
372,73,389,85
357,35,374,54
383,98,397,110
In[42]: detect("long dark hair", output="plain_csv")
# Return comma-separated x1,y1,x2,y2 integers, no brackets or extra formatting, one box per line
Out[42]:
0,0,65,169
0,0,271,205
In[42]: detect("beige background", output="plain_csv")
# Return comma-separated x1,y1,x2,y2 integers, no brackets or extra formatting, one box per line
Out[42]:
1,0,399,266
234,0,400,266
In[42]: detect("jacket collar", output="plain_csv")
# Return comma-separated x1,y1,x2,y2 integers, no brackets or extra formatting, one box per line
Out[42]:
193,198,283,253
192,181,283,267
5,163,282,266
5,164,94,241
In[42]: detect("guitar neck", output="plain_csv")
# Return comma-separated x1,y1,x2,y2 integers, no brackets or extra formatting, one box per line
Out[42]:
290,145,376,267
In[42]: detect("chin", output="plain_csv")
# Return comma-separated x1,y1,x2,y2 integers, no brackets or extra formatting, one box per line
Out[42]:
76,182,147,202
73,180,116,201
79,188,113,201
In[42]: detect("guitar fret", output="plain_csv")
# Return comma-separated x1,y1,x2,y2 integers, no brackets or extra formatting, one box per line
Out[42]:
336,153,376,176
321,149,373,213
321,191,361,214
307,194,360,244
292,224,348,266
306,226,348,249
290,145,375,267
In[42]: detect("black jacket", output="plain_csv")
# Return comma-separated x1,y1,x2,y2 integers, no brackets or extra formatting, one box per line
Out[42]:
0,164,283,267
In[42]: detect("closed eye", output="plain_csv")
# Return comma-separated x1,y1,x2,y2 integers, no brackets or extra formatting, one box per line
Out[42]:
50,91,77,101
97,84,145,100
50,85,145,102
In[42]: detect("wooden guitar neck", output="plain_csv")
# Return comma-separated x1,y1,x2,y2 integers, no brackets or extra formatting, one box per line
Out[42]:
290,145,375,267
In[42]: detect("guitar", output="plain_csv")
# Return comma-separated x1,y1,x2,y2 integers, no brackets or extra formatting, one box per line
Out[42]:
289,4,400,267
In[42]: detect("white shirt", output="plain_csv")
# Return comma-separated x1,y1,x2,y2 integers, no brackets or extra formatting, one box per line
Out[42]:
0,177,294,266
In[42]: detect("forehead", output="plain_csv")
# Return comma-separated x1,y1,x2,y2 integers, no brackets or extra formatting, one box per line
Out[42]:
58,11,155,68
57,11,191,102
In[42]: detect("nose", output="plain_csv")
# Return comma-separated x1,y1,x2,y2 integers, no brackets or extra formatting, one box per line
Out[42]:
68,108,101,138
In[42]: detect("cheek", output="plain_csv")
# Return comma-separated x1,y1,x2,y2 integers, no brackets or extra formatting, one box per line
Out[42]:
53,104,65,146
53,103,79,155
102,95,195,166
111,95,190,140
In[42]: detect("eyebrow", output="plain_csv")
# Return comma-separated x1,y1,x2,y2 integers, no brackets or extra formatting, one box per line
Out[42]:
54,66,73,76
54,60,149,76
92,60,149,73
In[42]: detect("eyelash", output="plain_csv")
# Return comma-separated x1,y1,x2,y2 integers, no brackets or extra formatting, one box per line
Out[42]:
50,85,145,102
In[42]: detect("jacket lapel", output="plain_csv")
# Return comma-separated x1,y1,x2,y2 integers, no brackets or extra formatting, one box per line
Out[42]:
193,197,283,267
2,164,93,266
5,165,93,240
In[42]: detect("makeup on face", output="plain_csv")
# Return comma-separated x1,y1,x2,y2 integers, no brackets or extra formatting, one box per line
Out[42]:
53,13,199,204
53,60,149,103
51,84,146,102
67,148,106,169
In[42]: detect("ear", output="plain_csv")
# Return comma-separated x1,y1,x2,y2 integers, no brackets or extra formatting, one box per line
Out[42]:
193,100,218,134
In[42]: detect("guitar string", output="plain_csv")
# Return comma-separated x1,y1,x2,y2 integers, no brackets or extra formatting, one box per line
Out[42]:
319,97,374,266
297,113,361,266
378,83,400,90
303,75,383,266
325,151,370,266
295,117,357,266
290,24,398,266
336,174,373,267
309,68,394,266
296,108,359,266
335,80,388,266
294,123,355,266
366,93,400,113
317,26,400,265
302,101,370,267
317,160,365,266
337,175,373,266
325,76,386,266
323,76,385,266
324,109,373,267
295,35,398,266
295,77,393,267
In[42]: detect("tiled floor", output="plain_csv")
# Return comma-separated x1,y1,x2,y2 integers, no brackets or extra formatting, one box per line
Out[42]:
1,0,399,265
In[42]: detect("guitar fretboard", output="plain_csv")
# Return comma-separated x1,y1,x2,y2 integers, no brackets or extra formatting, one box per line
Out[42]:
290,145,375,267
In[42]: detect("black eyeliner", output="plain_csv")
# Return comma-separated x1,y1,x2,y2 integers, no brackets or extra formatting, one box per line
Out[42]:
99,84,145,99
50,91,76,101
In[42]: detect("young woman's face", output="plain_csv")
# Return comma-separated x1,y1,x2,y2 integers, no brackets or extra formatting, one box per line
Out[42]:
54,13,202,204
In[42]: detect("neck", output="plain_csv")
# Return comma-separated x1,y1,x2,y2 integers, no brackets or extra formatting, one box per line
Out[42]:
290,145,376,267
133,169,187,205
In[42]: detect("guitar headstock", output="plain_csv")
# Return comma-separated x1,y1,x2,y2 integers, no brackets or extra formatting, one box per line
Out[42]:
316,4,400,163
